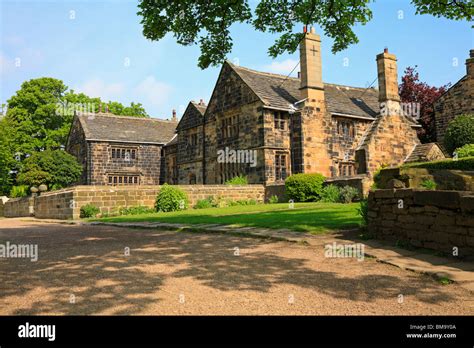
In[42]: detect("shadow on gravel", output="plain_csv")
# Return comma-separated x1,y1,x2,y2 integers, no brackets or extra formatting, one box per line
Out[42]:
0,222,459,314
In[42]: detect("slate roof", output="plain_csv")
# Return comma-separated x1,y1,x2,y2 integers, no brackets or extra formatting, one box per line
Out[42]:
76,113,177,145
404,142,448,163
192,101,207,115
229,62,380,119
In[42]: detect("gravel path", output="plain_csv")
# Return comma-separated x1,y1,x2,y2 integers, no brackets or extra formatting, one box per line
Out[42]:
0,219,472,315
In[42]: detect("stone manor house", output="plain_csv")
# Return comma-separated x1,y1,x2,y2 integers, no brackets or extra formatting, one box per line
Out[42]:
67,27,461,187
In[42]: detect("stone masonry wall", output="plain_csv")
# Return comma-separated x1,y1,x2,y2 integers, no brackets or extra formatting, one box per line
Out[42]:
8,185,266,220
434,51,473,143
368,189,474,257
88,141,162,185
4,197,35,218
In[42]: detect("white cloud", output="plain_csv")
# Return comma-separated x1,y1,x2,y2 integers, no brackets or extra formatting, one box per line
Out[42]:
133,75,173,107
75,78,125,101
263,59,299,76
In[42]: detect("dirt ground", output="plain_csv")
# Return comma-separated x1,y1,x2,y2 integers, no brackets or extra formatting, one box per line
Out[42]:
0,218,472,315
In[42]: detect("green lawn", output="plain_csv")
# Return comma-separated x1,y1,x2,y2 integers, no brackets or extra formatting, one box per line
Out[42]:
94,202,361,234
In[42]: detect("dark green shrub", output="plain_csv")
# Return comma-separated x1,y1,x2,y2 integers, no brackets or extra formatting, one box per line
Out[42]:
402,157,474,170
17,149,82,189
444,114,474,154
455,144,474,158
119,206,155,215
225,175,248,185
155,184,188,212
357,199,369,226
194,197,217,209
420,179,437,190
9,185,29,198
268,195,279,204
80,204,100,218
320,184,341,203
340,185,359,203
285,173,326,202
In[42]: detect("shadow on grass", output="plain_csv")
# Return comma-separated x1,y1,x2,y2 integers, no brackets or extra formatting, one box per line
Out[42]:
0,222,459,315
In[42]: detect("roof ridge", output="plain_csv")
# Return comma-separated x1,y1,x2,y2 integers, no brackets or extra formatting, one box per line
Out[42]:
228,61,377,91
77,112,177,123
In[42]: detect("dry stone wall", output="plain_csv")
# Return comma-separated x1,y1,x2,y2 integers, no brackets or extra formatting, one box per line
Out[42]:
368,189,474,258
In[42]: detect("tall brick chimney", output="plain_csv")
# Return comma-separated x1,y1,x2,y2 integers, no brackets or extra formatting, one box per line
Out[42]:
466,49,474,76
299,26,324,102
376,48,400,103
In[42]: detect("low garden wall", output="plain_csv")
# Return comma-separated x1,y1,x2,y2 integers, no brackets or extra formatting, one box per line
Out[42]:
7,185,266,220
368,189,474,257
378,167,474,191
4,196,35,218
264,184,286,202
325,175,371,197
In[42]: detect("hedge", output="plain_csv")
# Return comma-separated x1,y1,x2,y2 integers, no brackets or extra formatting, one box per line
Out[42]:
285,173,325,202
402,157,474,170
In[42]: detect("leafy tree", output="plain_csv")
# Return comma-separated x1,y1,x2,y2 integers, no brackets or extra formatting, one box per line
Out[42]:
63,91,148,117
399,66,449,143
0,118,14,195
16,149,82,189
137,0,473,69
444,114,474,154
2,77,150,190
6,78,70,155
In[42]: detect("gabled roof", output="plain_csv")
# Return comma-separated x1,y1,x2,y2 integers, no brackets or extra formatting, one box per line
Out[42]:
75,113,177,145
192,101,207,115
404,142,449,163
176,101,207,131
228,62,380,119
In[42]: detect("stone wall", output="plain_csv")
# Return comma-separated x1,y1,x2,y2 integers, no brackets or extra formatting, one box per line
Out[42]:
434,50,473,143
88,142,163,185
4,197,35,218
5,185,266,220
378,167,474,191
368,189,474,257
325,175,372,197
35,189,76,220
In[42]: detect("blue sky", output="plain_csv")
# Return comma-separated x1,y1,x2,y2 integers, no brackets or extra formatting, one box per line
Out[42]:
1,0,472,120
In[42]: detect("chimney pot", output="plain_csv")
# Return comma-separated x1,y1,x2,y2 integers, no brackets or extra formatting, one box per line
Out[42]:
470,49,474,58
310,27,316,34
384,47,388,53
303,26,307,33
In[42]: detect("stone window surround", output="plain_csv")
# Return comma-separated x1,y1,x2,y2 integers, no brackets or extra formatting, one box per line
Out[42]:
111,146,138,161
108,174,140,185
273,111,288,131
275,153,288,181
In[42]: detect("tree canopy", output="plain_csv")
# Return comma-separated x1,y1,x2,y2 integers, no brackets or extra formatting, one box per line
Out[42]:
0,77,150,196
138,0,473,69
399,66,449,143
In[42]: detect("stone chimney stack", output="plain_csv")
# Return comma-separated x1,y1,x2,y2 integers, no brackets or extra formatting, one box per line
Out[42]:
172,109,177,122
466,49,474,76
376,48,400,103
299,26,324,102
